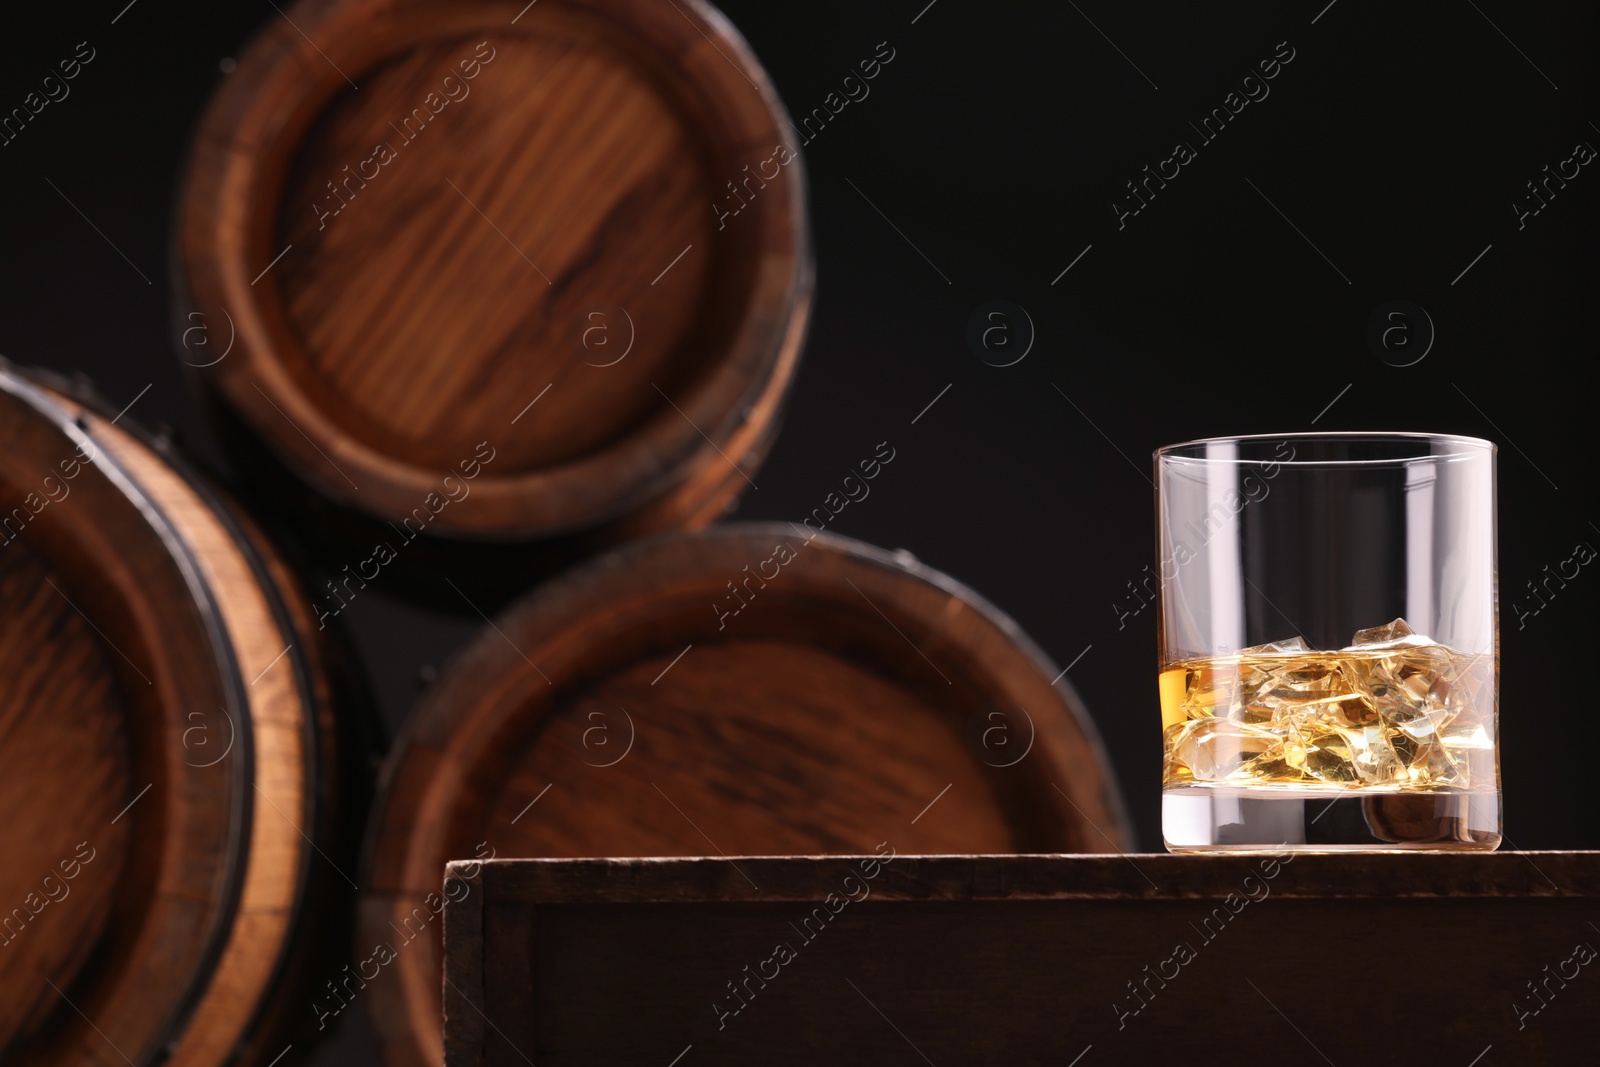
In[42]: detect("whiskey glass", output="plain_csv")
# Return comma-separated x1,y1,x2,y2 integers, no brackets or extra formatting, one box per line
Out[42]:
1155,433,1499,851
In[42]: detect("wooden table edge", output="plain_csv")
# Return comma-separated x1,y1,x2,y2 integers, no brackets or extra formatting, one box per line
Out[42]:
443,852,1600,904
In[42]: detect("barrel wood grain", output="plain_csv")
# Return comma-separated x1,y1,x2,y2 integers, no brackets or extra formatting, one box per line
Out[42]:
0,536,130,1049
0,363,348,1067
361,523,1131,1067
176,0,810,545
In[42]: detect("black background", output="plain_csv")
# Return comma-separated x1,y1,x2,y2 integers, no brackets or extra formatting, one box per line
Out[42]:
2,1,1596,1061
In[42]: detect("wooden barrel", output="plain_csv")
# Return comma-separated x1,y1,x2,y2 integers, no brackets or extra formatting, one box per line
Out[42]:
174,0,811,556
362,523,1130,1067
0,362,356,1067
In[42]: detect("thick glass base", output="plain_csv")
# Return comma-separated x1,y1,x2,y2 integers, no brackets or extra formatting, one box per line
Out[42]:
1163,786,1501,852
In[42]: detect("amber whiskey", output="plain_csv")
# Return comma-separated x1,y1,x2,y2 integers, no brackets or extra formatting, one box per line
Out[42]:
1161,620,1496,790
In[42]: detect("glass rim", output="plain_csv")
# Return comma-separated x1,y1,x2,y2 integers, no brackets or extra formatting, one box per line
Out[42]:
1154,431,1495,465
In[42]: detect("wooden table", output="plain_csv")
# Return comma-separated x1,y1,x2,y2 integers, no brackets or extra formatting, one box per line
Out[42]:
443,853,1600,1065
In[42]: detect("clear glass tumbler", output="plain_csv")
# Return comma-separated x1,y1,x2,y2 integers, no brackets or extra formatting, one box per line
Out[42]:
1155,433,1499,851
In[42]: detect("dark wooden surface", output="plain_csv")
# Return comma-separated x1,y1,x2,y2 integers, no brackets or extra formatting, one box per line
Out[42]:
445,852,1600,1066
361,522,1129,1067
0,364,349,1067
176,0,811,543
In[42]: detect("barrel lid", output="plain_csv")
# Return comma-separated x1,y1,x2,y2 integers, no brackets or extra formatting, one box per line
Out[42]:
0,365,252,1066
360,522,1130,1067
177,0,810,539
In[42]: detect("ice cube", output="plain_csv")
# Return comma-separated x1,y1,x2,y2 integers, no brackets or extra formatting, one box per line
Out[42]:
1328,692,1379,729
1407,741,1463,785
1395,708,1449,743
1347,618,1434,650
1400,649,1480,718
1377,720,1466,785
1396,663,1434,704
1232,653,1336,716
1181,665,1240,719
1269,661,1342,699
1165,718,1276,782
1231,662,1280,723
1347,725,1407,784
1344,644,1462,736
1235,698,1277,725
1440,723,1492,749
1299,723,1359,784
1353,618,1414,643
1239,636,1309,655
